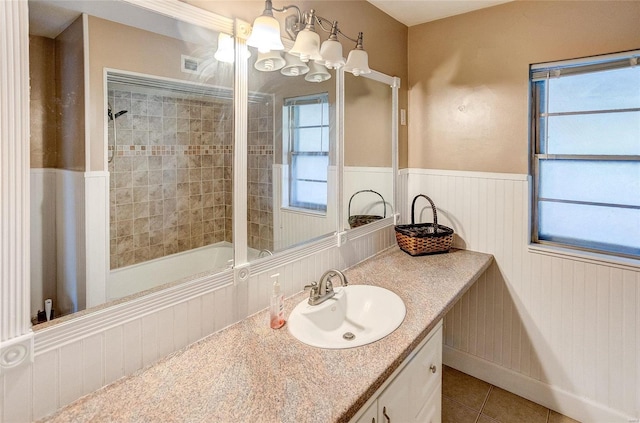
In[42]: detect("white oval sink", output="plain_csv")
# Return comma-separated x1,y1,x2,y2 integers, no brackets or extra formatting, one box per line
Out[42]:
288,285,406,349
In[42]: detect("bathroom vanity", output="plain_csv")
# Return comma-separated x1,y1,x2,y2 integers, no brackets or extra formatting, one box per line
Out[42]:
40,247,492,423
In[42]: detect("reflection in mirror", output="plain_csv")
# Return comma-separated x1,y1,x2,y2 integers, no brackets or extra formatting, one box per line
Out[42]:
246,46,337,260
343,72,394,229
28,0,233,325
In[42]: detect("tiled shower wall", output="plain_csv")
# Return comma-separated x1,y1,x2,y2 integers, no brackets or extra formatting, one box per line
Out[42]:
108,87,233,269
247,99,274,251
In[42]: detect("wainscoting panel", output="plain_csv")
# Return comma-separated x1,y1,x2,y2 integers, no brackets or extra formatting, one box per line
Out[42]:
405,169,639,422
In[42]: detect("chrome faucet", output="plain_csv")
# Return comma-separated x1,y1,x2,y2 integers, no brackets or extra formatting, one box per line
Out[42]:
304,269,348,306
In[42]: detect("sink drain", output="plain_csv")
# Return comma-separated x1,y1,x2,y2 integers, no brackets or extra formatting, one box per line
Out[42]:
343,332,356,341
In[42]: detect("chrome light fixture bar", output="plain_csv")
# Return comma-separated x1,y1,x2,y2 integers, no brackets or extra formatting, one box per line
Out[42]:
248,0,370,77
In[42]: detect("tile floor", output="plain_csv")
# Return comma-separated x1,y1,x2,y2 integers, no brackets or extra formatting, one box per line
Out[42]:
443,366,581,423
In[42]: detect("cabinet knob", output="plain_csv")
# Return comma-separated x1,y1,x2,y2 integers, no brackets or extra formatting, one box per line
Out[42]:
429,364,437,374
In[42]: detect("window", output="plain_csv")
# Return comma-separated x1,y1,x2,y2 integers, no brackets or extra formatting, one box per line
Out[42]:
530,51,640,258
283,93,330,212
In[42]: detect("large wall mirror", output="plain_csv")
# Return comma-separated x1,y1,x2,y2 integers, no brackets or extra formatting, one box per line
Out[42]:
245,44,338,261
343,71,396,231
28,0,235,324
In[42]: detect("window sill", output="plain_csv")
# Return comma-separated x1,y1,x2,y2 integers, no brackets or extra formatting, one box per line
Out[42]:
528,243,640,271
280,206,327,217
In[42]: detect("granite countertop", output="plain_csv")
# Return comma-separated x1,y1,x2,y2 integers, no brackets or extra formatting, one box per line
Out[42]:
41,247,493,423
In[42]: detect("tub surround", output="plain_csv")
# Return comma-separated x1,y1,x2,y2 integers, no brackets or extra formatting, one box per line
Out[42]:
40,247,493,422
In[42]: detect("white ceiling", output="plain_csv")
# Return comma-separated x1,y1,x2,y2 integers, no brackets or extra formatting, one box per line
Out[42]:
367,0,514,27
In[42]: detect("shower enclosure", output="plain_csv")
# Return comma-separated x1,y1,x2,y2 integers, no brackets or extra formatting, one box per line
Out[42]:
106,73,234,298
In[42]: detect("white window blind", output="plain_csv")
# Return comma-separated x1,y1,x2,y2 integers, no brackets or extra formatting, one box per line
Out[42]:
530,50,640,258
283,93,329,212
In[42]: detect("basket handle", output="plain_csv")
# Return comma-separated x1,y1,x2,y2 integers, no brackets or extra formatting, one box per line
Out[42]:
348,189,387,218
411,194,438,228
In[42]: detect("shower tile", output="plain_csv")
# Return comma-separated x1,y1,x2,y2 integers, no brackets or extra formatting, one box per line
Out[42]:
203,232,215,244
162,155,177,170
134,202,149,219
114,156,133,172
191,235,204,249
176,182,189,197
132,130,149,146
201,106,214,120
132,156,148,171
177,118,190,133
119,252,136,268
177,239,191,253
189,182,202,196
133,217,150,234
131,99,147,115
189,105,201,119
177,224,190,240
117,220,134,237
163,102,176,117
148,170,163,185
148,185,162,201
177,210,190,223
149,200,163,217
134,232,149,248
190,119,202,132
132,171,149,187
202,194,214,208
134,247,150,263
189,132,202,145
163,212,178,229
149,231,163,247
148,100,162,117
149,216,163,231
177,132,190,146
149,245,164,260
176,196,189,212
190,209,203,224
163,118,177,132
164,132,178,145
190,195,203,209
132,115,149,131
177,156,190,169
189,169,202,182
202,167,213,181
116,236,134,254
202,208,214,221
148,156,163,170
115,188,133,205
201,119,213,133
116,204,134,221
177,104,190,119
149,116,163,132
165,242,178,256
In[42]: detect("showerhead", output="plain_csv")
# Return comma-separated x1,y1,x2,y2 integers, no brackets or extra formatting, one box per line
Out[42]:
107,103,128,121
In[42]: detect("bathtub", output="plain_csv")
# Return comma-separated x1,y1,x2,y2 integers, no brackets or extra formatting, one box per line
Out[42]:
108,242,238,300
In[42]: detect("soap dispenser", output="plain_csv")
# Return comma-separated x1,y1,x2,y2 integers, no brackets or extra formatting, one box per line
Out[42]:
269,273,285,329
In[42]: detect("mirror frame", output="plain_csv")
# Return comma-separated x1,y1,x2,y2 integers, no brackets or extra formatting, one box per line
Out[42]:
0,0,399,375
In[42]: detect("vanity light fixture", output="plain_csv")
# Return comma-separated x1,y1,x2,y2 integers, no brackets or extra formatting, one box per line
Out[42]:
281,53,309,76
214,33,235,63
255,50,286,72
305,61,331,83
249,0,370,76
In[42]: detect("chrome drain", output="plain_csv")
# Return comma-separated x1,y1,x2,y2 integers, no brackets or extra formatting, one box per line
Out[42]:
343,332,356,341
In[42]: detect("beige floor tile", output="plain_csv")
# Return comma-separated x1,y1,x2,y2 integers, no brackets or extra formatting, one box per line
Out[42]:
481,387,548,423
443,397,479,423
549,410,581,423
478,415,500,423
443,365,491,411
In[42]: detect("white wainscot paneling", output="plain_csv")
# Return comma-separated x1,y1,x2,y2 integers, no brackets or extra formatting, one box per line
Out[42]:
404,169,640,423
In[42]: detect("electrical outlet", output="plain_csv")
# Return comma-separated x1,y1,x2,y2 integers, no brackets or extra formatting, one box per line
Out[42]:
400,109,407,125
338,231,348,246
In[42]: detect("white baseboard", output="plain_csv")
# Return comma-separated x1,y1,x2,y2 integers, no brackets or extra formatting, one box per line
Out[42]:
444,346,638,423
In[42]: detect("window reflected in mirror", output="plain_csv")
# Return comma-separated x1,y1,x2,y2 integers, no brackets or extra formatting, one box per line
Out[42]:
246,46,337,260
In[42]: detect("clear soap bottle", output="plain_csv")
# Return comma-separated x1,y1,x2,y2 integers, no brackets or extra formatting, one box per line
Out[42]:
270,273,285,329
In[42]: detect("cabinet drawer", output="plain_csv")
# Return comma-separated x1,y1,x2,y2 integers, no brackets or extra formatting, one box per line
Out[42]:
410,324,443,410
416,383,442,423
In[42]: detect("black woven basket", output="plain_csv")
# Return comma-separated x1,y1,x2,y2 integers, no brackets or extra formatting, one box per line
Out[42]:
348,190,386,229
395,194,454,256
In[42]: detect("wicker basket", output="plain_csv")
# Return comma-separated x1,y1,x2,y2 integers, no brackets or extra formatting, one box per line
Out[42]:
348,190,386,229
395,194,454,256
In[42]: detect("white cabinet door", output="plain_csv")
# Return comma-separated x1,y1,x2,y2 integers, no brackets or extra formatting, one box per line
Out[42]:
355,400,379,423
377,363,412,423
415,384,442,423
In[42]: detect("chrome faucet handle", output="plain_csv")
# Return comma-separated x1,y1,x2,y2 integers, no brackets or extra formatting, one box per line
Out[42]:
304,281,318,290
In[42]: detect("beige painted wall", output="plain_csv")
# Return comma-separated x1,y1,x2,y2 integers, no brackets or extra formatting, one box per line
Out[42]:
29,35,57,168
344,73,393,167
88,15,233,171
55,15,85,171
186,0,409,167
408,0,640,174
